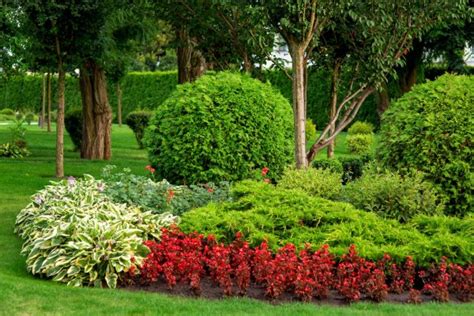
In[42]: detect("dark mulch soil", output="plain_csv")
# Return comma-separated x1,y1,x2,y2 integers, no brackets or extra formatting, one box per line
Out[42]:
121,276,460,306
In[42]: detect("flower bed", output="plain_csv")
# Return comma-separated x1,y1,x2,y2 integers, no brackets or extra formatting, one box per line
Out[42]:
124,228,473,303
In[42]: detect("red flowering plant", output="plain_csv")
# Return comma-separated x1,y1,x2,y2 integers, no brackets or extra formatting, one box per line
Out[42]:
252,166,272,184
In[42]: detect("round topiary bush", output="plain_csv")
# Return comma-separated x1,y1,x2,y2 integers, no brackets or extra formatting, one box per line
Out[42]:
379,74,473,216
145,72,294,184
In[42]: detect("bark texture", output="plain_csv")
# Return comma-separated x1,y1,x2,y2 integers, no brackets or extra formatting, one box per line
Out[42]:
176,27,206,83
116,82,122,127
327,61,341,158
40,73,46,128
289,43,308,168
47,72,52,132
79,60,112,160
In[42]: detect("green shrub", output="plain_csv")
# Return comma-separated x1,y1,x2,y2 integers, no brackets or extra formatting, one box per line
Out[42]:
312,155,373,184
379,74,474,216
342,166,444,222
101,165,231,216
25,112,35,125
64,109,83,151
9,118,27,148
347,134,374,155
277,167,341,200
179,181,473,265
15,175,177,288
125,110,152,149
0,142,30,158
0,108,15,115
305,119,316,142
348,121,374,135
145,72,294,184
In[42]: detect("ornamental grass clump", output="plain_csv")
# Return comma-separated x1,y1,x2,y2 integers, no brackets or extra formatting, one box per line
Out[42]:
15,175,177,288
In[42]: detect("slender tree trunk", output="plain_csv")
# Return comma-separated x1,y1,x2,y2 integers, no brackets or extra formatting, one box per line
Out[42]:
40,73,46,128
56,70,65,178
327,62,341,158
289,43,307,168
79,60,112,160
190,49,206,81
116,82,122,127
47,72,52,132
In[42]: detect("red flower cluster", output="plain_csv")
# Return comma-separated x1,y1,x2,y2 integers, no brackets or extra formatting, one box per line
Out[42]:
131,229,474,303
145,165,156,174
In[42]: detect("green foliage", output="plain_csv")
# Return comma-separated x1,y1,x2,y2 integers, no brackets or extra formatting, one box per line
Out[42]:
0,72,177,122
179,180,473,265
0,108,15,115
64,109,83,151
347,134,374,155
24,112,35,125
145,72,294,184
9,118,27,148
342,166,444,222
125,110,152,149
277,167,341,200
101,166,231,216
348,121,374,135
305,119,316,142
379,74,474,216
313,155,373,184
0,142,30,158
14,175,177,288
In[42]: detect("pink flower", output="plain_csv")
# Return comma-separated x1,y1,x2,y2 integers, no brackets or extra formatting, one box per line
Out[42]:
67,176,76,186
145,165,156,174
263,178,271,184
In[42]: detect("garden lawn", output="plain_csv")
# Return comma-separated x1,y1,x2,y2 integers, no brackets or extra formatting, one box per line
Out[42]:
0,123,472,315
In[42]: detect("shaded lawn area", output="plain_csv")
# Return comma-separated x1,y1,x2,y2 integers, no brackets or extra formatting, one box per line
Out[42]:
0,123,471,315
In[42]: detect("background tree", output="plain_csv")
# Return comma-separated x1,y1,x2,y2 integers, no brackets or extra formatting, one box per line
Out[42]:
306,0,467,162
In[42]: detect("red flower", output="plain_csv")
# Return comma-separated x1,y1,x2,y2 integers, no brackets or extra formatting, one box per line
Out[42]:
261,167,269,176
166,189,175,203
145,165,156,174
207,188,214,193
263,178,271,184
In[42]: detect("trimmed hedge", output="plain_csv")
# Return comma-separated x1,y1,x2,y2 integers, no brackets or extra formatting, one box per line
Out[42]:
145,72,294,184
379,74,474,216
0,71,177,122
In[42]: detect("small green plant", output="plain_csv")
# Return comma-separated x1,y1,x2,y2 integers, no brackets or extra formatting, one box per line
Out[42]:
347,134,374,155
64,109,83,151
15,175,177,288
9,118,27,148
348,121,374,134
277,167,341,200
305,119,316,142
125,110,152,149
341,166,444,222
101,165,231,216
0,142,30,158
0,108,15,115
312,155,373,184
25,112,35,125
347,121,374,155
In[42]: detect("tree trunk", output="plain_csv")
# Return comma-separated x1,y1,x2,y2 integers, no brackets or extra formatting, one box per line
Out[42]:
40,73,46,128
190,49,206,81
79,60,112,160
399,40,423,93
289,43,307,168
176,28,193,84
376,81,390,117
116,82,122,127
47,72,52,132
56,69,65,178
327,62,341,158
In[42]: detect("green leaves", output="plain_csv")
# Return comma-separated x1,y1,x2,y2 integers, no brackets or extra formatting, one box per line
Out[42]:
144,72,294,184
15,175,177,288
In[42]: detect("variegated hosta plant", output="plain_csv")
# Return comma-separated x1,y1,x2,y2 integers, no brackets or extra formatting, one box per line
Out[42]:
15,175,177,288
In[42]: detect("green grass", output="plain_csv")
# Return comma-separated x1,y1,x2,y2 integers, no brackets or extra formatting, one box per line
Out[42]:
0,123,471,315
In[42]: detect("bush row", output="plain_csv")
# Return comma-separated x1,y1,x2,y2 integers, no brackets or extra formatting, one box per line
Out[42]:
179,181,473,265
130,228,473,302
